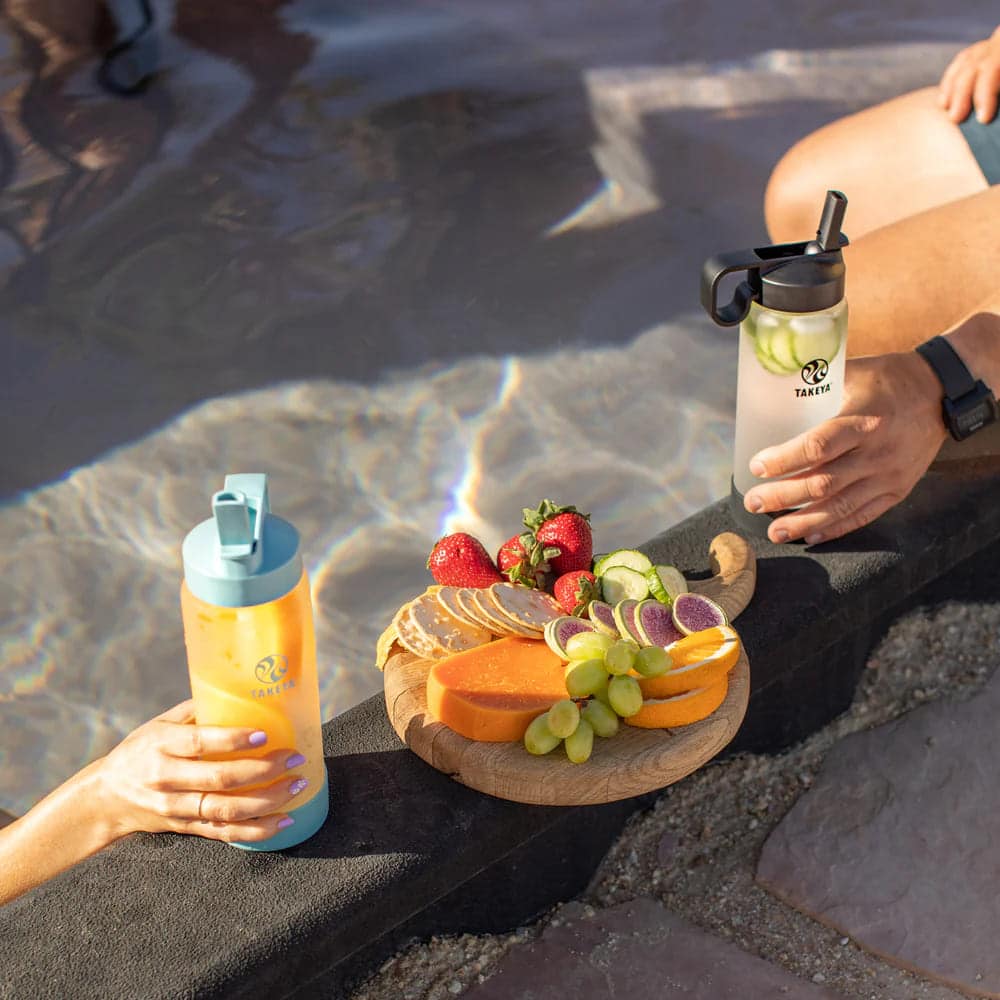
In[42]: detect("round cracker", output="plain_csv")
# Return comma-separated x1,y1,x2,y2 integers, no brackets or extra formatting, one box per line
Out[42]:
489,582,562,631
436,586,488,630
394,603,439,660
470,589,540,637
456,588,511,633
409,592,492,654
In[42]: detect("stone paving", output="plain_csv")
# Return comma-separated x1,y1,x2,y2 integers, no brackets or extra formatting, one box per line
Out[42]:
458,638,1000,999
759,666,1000,998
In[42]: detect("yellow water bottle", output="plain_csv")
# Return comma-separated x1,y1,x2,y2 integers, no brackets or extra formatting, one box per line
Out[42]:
180,474,329,850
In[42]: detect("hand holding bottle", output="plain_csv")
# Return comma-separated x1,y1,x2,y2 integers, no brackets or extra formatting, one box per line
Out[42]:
741,352,947,545
0,699,308,907
96,699,307,844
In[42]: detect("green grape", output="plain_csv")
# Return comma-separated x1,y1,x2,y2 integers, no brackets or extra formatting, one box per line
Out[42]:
581,698,619,738
524,713,561,755
634,645,671,678
604,639,639,676
591,674,612,706
547,698,581,739
564,718,595,764
608,675,643,718
565,631,615,661
564,658,610,699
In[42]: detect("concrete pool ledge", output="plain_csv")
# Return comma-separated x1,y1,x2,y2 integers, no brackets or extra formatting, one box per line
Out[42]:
3,455,1000,1000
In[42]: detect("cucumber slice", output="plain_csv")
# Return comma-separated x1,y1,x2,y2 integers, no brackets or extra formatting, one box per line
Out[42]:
646,565,688,605
593,548,653,577
753,333,790,376
766,326,801,374
601,565,649,604
789,314,841,367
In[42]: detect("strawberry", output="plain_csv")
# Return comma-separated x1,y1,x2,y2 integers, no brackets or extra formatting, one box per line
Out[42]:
427,533,504,587
496,531,559,589
553,570,599,617
523,500,593,576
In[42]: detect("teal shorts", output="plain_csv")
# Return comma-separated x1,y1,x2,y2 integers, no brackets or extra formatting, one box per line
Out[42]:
960,114,1000,184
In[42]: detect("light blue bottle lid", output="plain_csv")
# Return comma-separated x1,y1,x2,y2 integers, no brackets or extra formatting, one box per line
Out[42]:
182,474,302,608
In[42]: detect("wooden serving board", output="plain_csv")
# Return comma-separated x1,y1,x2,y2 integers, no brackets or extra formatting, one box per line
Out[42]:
383,532,756,806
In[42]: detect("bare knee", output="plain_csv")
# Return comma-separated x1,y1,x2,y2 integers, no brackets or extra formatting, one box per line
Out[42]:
763,137,829,243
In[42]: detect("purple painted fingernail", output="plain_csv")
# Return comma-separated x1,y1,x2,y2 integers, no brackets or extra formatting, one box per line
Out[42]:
746,495,763,514
249,731,267,747
773,529,789,544
289,778,309,796
285,753,306,769
277,817,295,830
806,533,823,546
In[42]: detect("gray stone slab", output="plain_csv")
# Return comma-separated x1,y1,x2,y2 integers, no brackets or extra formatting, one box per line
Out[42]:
467,898,844,999
757,668,1000,997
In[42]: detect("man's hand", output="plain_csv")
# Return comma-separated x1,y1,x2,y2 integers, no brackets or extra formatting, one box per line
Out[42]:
939,27,1000,124
743,353,947,545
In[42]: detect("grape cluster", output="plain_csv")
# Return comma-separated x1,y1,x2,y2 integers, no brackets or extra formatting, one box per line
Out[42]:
524,631,670,763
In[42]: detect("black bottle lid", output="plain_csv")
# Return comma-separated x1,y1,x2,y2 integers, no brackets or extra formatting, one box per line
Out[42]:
702,191,848,326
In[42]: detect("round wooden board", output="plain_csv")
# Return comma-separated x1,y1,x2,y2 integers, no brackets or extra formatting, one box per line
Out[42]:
383,532,755,806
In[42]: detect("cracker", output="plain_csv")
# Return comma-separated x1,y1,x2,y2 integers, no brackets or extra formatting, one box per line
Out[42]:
470,589,540,638
488,582,562,632
436,586,488,630
408,592,492,654
394,603,439,660
455,588,509,632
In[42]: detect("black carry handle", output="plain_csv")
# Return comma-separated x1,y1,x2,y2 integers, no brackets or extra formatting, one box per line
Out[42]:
700,190,849,327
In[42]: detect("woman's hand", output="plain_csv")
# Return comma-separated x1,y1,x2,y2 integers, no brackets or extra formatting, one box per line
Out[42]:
95,700,309,844
742,353,947,545
939,27,1000,124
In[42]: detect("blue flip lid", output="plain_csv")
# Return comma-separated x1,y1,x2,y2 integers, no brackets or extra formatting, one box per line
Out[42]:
182,474,302,608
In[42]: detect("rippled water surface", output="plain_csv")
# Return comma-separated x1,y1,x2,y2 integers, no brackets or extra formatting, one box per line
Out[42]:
1,0,994,814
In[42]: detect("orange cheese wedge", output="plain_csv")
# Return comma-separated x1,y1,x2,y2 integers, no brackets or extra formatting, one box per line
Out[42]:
426,636,567,742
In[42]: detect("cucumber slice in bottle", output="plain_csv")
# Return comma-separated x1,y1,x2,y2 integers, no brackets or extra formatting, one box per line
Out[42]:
790,314,841,367
645,565,688,605
593,548,653,577
753,333,790,376
767,326,801,374
600,566,649,604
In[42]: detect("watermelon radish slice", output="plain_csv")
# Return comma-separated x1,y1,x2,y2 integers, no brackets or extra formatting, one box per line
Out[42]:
612,599,645,645
587,600,620,637
544,616,597,658
671,593,729,636
635,599,684,647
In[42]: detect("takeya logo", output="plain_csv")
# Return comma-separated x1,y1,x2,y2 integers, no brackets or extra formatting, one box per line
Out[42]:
252,654,294,698
795,358,830,397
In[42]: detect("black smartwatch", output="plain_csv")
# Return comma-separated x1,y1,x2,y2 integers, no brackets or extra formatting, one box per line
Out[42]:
915,335,998,442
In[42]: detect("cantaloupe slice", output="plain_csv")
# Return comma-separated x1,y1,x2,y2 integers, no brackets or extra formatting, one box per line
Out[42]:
426,636,567,742
625,678,728,729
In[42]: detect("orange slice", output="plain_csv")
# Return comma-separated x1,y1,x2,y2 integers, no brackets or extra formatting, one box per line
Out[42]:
639,625,740,698
625,678,728,729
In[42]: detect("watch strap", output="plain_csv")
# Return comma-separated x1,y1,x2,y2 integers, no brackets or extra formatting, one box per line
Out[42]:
915,335,976,400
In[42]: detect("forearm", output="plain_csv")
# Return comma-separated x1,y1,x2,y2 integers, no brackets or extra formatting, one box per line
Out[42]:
0,758,118,907
943,306,1000,391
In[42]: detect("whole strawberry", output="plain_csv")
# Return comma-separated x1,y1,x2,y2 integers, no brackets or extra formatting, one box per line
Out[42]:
553,570,599,617
496,531,559,589
427,533,504,587
523,500,593,576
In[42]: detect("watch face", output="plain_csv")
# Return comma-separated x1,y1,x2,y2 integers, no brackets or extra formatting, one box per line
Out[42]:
949,386,999,440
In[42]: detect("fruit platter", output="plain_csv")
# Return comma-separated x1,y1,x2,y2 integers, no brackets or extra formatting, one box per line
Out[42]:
377,501,755,806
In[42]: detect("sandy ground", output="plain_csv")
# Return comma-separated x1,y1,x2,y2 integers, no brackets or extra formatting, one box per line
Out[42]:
350,576,1000,1000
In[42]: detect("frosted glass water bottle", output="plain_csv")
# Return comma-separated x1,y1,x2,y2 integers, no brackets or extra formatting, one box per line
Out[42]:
180,474,329,850
701,190,849,532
